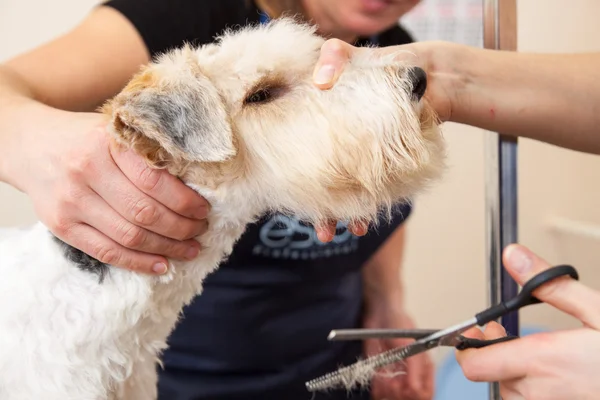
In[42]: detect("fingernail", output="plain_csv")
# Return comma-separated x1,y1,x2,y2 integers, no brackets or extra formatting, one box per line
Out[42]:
314,65,335,85
185,245,199,260
153,262,168,275
506,245,532,274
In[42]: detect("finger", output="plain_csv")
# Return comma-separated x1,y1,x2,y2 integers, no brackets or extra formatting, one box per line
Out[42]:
404,355,424,398
500,381,526,400
412,353,435,399
456,333,538,382
312,39,354,90
371,378,385,399
372,369,404,400
77,192,204,261
365,339,404,398
402,353,435,400
483,321,507,339
110,145,210,220
420,355,435,399
88,159,208,241
379,340,410,398
503,243,600,329
315,219,368,242
314,220,336,243
348,219,368,237
461,326,486,340
60,222,170,275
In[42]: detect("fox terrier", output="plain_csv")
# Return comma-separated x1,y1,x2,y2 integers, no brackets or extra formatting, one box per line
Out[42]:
0,18,445,400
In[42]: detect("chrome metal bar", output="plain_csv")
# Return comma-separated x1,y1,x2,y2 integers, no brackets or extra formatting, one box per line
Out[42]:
483,1,518,399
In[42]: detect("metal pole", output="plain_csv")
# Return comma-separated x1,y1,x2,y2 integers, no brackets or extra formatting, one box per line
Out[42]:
483,1,518,399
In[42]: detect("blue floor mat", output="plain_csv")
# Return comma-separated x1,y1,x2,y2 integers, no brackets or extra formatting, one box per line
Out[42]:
434,326,547,400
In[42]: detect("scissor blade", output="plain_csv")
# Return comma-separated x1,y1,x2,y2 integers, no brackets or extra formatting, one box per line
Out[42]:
306,317,479,393
305,339,433,392
328,328,439,341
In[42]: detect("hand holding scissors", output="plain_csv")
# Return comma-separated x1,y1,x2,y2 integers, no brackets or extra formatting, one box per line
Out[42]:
306,245,580,393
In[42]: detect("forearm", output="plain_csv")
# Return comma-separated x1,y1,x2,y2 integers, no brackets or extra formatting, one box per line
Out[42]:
0,65,46,119
0,6,149,186
0,66,53,187
0,64,34,101
447,45,600,154
362,224,407,307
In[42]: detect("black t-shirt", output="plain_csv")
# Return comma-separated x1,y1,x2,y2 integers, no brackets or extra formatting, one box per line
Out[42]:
102,1,415,399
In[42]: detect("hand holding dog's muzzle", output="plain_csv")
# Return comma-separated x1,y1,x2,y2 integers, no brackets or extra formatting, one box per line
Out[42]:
313,39,456,124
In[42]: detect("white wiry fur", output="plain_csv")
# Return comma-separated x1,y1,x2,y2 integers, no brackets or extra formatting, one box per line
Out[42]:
0,18,445,400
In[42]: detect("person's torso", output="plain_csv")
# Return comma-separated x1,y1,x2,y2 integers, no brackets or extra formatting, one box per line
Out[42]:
162,204,413,399
159,3,416,396
102,1,416,398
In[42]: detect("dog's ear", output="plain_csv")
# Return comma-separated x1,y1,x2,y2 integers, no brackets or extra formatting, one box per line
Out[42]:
103,60,235,168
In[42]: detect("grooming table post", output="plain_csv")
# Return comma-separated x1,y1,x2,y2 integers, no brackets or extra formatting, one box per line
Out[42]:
482,1,518,399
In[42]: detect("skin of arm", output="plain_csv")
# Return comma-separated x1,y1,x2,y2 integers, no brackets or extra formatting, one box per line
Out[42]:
0,6,360,271
0,6,212,274
0,6,148,187
362,224,407,304
0,6,149,112
447,44,600,154
360,223,435,400
312,39,600,155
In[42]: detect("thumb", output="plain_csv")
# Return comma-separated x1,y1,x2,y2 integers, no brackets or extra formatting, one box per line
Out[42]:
503,243,600,330
312,39,354,90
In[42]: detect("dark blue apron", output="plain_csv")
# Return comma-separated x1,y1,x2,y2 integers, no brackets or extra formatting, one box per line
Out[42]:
156,10,405,400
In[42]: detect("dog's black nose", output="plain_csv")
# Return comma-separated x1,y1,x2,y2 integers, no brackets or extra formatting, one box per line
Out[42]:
409,66,427,101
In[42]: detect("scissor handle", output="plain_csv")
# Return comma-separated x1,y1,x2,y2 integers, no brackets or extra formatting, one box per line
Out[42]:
475,265,579,326
455,334,519,350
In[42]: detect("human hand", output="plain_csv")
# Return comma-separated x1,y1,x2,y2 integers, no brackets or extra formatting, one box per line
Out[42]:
3,107,209,275
310,39,466,241
314,219,368,242
456,243,600,400
362,298,434,400
312,38,462,123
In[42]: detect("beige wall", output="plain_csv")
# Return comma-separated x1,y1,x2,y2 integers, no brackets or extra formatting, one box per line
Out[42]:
1,0,599,367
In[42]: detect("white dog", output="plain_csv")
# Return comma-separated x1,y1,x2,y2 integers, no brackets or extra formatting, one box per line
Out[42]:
0,18,445,400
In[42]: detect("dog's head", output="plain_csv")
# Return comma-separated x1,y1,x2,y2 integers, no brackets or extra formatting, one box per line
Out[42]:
103,18,445,227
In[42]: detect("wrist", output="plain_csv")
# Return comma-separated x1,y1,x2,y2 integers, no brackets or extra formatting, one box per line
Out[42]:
423,41,478,124
364,289,406,318
363,276,404,310
445,45,489,126
434,43,517,134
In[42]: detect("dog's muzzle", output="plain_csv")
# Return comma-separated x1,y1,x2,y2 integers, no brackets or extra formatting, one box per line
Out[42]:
409,66,427,101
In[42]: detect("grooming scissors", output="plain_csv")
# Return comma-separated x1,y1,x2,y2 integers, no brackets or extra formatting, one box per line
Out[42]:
305,264,579,392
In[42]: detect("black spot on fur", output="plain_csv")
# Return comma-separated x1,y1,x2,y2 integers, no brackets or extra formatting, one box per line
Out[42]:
52,236,109,283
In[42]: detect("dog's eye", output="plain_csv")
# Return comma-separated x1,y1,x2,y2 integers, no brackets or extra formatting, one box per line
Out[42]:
245,88,272,104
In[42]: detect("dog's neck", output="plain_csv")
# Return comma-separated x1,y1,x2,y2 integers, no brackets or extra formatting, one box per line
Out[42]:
49,177,265,315
149,182,265,305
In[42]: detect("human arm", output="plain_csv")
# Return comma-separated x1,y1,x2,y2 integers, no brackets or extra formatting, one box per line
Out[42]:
360,223,434,400
312,39,600,155
455,243,600,400
0,6,210,274
1,4,352,269
445,45,600,154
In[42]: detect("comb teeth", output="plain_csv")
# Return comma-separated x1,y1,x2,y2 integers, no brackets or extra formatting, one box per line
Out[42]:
305,343,421,392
